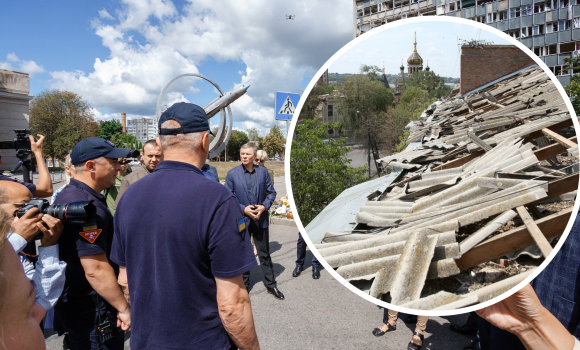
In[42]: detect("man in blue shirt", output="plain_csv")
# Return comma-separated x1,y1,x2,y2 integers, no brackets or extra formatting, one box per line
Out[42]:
225,143,283,300
112,102,259,350
54,137,132,350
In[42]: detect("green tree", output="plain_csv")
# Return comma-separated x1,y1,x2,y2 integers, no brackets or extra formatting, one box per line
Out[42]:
98,120,123,140
359,64,384,82
404,71,452,99
262,124,286,157
290,120,367,226
247,128,260,141
29,89,99,161
337,72,394,132
226,130,250,161
110,133,136,149
564,56,580,115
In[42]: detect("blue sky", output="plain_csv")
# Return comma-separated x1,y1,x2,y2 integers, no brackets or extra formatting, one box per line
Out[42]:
1,0,354,135
330,21,512,78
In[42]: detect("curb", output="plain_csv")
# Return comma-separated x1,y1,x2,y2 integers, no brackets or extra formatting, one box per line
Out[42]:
270,217,297,227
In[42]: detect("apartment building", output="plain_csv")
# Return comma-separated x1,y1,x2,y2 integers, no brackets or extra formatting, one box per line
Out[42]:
353,0,580,86
126,117,158,144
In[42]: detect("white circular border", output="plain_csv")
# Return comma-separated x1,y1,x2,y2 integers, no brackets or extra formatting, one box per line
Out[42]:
285,15,580,317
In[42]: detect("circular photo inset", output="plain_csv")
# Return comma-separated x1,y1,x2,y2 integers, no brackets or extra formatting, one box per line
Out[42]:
286,16,579,315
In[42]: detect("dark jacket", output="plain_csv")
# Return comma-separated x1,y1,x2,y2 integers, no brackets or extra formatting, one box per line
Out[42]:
225,164,276,228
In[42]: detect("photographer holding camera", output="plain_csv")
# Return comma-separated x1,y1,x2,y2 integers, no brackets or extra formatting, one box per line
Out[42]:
0,181,66,314
0,133,53,198
54,137,132,350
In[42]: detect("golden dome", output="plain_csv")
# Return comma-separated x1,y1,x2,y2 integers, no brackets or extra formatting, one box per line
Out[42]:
407,32,423,66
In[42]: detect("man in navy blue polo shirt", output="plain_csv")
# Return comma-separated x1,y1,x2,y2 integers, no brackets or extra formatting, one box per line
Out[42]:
54,137,132,349
111,102,259,350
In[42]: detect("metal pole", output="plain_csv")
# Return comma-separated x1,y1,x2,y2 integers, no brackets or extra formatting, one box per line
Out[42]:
367,116,371,179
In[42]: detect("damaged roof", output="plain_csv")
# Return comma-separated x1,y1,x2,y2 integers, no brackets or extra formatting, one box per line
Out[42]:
306,65,578,311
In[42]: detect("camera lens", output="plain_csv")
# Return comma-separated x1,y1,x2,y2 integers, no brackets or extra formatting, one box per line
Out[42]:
44,200,96,224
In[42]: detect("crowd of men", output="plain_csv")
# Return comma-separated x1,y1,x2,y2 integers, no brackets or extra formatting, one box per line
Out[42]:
1,102,580,350
0,102,323,350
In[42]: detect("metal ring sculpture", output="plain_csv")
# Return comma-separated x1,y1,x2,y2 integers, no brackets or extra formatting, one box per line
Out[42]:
156,73,233,159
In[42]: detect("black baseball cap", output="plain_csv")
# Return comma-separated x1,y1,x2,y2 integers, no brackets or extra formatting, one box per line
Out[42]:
70,137,132,165
158,102,214,136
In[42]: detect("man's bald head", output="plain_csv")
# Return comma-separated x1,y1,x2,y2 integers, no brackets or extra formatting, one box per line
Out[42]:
0,182,32,216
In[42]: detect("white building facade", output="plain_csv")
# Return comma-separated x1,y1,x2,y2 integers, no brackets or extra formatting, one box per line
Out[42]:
126,117,158,144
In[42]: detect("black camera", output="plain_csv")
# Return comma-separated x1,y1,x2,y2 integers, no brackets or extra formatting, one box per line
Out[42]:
16,199,97,224
118,150,141,165
13,129,32,152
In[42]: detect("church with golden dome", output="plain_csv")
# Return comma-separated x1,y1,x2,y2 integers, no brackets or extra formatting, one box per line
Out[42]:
395,32,430,95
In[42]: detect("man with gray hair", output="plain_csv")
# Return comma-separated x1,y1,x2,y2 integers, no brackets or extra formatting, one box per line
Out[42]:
112,102,260,349
225,143,282,300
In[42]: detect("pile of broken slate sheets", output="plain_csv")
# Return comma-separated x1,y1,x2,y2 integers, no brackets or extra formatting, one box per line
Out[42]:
314,65,578,310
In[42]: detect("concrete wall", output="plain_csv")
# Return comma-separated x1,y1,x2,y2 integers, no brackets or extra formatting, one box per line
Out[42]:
0,70,33,170
460,45,535,94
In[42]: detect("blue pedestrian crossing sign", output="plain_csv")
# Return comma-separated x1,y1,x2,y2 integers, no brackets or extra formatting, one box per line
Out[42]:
275,92,300,121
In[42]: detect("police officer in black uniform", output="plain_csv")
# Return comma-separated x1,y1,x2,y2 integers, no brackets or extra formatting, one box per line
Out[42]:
54,138,132,349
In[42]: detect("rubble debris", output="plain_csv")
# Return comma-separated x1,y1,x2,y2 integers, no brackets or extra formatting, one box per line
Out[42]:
310,66,577,310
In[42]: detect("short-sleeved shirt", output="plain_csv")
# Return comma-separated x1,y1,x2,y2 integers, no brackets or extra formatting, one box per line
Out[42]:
0,173,36,195
54,178,116,300
111,160,257,350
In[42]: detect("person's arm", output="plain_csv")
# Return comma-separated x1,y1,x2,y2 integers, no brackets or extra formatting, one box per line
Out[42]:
477,283,575,350
118,266,130,303
255,171,276,218
216,275,260,350
31,215,66,311
32,245,67,311
80,253,131,330
225,171,247,214
30,135,53,197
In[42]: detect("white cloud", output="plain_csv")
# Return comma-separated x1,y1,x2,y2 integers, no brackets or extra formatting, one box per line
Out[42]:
6,53,19,62
48,0,352,135
98,8,115,20
0,53,45,77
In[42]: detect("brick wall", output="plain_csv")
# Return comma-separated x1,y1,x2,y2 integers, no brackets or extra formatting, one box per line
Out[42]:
460,45,536,94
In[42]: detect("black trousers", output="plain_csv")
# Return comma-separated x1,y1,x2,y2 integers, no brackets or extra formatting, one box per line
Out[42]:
244,222,277,289
296,232,320,268
55,295,125,350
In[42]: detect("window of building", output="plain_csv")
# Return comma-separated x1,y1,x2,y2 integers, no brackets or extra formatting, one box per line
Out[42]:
560,42,576,53
487,13,493,23
534,47,543,56
328,105,334,118
533,25,544,35
554,65,563,75
446,2,456,12
521,5,533,16
521,27,532,37
535,3,545,12
574,17,580,29
499,10,509,20
548,44,558,54
507,29,521,38
437,5,445,14
510,7,520,18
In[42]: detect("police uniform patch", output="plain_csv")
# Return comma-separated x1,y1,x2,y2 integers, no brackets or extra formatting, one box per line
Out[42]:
79,229,102,243
237,217,246,233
